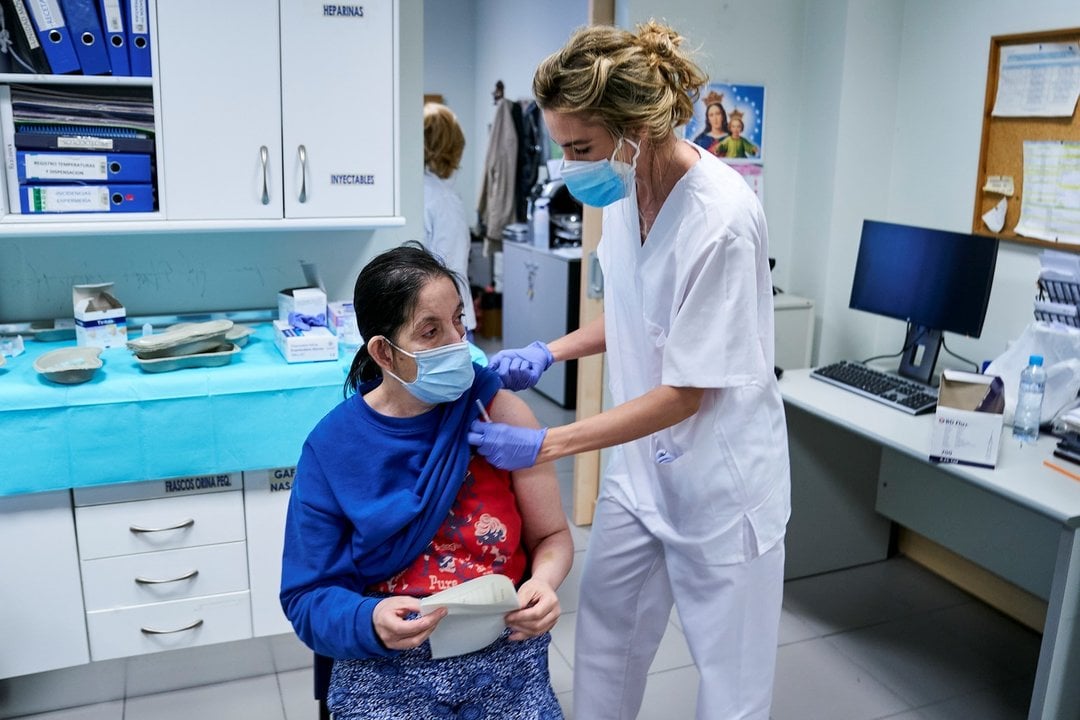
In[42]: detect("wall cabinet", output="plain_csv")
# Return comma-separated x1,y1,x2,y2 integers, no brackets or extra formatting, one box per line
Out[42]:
0,0,401,232
155,0,398,222
0,491,89,679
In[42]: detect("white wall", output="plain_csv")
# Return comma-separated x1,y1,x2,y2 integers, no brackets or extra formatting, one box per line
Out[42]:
0,2,426,323
423,0,479,211
618,0,1080,376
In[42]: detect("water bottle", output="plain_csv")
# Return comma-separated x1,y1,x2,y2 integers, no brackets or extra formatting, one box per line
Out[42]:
1013,354,1046,443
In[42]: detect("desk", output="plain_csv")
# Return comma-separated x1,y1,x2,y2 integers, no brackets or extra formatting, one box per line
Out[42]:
0,325,488,496
781,369,1080,720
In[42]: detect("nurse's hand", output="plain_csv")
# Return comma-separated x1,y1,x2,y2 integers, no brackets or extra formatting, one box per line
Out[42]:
468,420,547,471
488,341,554,391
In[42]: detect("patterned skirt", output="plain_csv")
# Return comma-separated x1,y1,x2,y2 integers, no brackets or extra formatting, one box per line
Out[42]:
327,630,563,720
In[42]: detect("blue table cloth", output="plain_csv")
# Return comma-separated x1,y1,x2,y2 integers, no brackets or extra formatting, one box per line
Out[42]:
0,325,489,496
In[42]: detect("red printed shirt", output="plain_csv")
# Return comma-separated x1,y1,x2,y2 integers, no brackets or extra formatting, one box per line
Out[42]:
372,455,526,596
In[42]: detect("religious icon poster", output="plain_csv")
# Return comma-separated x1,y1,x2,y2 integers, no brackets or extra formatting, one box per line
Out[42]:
684,82,765,164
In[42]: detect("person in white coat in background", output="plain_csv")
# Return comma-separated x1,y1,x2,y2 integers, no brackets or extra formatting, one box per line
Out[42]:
467,20,791,720
423,102,477,341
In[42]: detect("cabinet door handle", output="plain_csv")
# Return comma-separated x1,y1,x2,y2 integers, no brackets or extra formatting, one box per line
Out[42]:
140,619,204,635
129,518,195,534
260,145,270,205
297,144,308,203
134,569,199,585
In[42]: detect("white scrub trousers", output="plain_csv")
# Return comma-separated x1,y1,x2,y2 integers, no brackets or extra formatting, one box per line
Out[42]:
573,496,785,720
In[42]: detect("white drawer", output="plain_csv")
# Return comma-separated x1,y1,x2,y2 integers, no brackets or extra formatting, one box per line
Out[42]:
86,591,252,662
81,541,250,611
76,491,245,559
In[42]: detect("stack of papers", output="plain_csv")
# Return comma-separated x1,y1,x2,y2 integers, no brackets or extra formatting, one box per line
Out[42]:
419,574,520,659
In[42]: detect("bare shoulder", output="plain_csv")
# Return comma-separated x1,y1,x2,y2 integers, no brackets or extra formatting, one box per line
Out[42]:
488,389,541,429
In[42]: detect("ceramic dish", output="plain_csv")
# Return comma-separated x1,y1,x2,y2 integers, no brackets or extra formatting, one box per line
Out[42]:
126,319,233,359
133,343,240,373
33,346,103,384
169,322,255,348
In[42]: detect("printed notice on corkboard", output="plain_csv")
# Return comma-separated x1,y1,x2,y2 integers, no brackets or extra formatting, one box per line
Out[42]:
973,28,1080,250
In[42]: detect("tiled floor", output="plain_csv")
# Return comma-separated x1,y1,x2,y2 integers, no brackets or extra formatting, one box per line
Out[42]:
10,383,1042,720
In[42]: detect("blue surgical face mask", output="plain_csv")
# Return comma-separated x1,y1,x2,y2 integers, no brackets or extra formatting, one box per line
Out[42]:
560,138,640,207
385,338,475,404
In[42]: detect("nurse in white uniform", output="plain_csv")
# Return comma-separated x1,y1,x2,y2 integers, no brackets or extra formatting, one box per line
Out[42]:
467,21,790,720
423,102,477,339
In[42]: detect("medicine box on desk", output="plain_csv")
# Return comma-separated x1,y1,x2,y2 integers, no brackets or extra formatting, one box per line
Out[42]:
277,287,327,323
273,320,338,363
73,282,127,349
929,370,1005,469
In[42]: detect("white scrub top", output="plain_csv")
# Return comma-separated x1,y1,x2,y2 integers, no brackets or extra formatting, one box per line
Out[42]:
596,142,791,566
423,170,477,331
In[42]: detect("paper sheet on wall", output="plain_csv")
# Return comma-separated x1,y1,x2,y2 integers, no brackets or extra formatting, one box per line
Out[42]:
1014,141,1080,244
992,41,1080,117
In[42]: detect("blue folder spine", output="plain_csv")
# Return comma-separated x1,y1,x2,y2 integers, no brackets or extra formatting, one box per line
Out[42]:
17,150,152,182
25,0,81,73
96,0,129,75
124,0,149,76
58,0,111,75
20,182,154,212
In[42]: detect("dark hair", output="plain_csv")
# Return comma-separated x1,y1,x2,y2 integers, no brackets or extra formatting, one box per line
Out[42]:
344,241,462,396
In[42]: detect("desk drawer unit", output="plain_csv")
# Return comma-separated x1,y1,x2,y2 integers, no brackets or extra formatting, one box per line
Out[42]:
75,485,245,559
80,541,249,611
72,474,252,661
86,591,252,662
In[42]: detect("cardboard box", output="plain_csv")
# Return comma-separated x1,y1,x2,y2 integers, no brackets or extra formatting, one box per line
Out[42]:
277,286,327,324
327,300,363,347
929,370,1005,468
273,320,338,363
73,282,127,349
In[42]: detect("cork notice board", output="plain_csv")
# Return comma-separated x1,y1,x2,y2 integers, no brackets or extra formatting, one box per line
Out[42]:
972,27,1080,249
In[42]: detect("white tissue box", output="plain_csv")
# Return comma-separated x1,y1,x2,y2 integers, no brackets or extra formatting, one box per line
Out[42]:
273,320,338,363
929,370,1005,469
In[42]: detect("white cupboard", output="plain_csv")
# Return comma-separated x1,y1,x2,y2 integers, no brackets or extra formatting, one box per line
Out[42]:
155,0,399,222
0,491,90,679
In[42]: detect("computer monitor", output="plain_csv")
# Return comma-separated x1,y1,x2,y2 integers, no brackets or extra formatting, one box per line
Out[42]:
849,220,999,385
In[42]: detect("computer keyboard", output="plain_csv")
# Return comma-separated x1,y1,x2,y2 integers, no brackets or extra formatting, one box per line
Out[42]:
810,360,938,415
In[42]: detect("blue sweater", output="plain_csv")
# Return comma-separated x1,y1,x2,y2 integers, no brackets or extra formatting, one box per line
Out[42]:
280,365,501,659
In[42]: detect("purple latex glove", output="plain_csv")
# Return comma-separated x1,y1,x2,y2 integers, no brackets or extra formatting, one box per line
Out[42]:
468,419,547,471
488,341,554,391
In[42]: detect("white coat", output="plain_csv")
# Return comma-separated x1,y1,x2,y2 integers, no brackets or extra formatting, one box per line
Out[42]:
423,170,477,332
575,142,790,720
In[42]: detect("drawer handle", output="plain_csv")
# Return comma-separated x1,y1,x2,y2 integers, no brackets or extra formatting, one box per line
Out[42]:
140,619,204,635
129,518,195,534
134,569,199,585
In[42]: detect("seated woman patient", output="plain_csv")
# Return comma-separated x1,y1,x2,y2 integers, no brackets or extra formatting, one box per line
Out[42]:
280,242,572,720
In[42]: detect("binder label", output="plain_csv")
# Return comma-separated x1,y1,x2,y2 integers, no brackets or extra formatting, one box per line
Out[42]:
12,0,42,49
26,154,108,180
127,0,146,33
27,186,109,212
28,0,64,30
56,137,114,150
101,0,123,33
323,5,364,17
